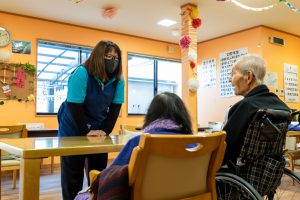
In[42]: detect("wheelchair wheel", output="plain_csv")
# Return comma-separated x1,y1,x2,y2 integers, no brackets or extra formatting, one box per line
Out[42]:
267,168,300,200
216,172,262,200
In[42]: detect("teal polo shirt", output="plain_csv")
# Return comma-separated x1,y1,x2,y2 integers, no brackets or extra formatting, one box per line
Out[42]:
67,66,125,104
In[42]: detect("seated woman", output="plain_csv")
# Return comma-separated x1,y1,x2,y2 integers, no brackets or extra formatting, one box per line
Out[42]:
74,92,193,200
111,91,193,166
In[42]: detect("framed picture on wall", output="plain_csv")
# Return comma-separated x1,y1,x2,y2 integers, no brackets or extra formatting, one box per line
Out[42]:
12,40,31,54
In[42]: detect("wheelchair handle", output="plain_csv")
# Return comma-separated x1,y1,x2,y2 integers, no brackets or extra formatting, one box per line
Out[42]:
253,109,291,122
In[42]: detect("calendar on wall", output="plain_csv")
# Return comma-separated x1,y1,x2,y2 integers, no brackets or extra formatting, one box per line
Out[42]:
219,47,248,97
284,63,298,103
199,58,216,88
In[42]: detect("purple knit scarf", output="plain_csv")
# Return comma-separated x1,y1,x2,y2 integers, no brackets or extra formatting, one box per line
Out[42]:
143,118,182,133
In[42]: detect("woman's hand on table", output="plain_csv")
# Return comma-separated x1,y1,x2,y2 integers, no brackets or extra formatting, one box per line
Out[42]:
87,130,106,136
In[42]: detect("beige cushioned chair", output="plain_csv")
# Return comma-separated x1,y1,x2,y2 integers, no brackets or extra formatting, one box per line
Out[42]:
91,131,226,200
119,124,142,135
0,125,27,189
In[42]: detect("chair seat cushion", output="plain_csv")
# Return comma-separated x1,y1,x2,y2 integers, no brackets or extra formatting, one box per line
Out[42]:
1,159,20,166
1,154,20,160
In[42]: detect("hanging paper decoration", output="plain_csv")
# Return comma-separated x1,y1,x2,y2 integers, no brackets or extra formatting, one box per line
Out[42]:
27,94,35,101
188,78,199,92
102,6,118,19
188,7,202,29
15,69,26,88
231,0,275,11
188,50,197,61
217,0,300,13
190,7,199,19
281,0,300,13
179,35,192,48
192,18,202,29
2,65,7,84
2,84,11,96
190,61,196,69
70,0,83,4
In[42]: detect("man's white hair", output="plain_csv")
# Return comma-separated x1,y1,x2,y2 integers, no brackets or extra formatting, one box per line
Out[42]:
234,54,266,84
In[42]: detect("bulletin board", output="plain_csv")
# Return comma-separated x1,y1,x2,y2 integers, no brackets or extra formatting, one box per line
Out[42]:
0,62,34,100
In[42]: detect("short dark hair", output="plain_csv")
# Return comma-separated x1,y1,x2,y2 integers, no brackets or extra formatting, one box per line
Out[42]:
143,92,192,134
83,40,122,82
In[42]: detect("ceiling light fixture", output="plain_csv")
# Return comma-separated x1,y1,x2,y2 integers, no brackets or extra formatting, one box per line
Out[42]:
157,19,177,27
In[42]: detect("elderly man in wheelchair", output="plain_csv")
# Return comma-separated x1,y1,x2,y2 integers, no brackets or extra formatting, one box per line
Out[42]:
217,54,294,200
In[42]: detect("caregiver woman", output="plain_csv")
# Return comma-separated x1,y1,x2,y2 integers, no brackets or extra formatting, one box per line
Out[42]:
57,40,124,200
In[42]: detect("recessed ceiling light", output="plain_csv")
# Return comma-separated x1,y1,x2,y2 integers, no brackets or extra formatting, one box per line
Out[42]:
157,19,177,27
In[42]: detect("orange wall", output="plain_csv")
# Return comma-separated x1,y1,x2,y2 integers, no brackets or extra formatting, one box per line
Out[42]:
197,27,263,126
261,27,300,111
0,12,182,133
197,26,300,126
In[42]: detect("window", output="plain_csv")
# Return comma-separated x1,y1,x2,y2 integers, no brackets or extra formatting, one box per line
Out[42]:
127,53,182,115
36,40,92,115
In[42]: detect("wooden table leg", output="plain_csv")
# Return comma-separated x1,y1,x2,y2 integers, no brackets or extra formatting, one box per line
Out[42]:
19,158,41,200
51,156,54,173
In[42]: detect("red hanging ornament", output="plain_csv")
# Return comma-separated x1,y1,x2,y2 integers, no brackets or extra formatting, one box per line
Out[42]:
190,61,196,69
192,18,202,29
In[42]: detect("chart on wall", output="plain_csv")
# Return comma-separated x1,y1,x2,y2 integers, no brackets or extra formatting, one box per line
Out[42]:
199,58,216,88
219,47,248,97
284,63,298,103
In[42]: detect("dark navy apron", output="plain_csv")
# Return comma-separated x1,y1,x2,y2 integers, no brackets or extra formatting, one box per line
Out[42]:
57,68,116,136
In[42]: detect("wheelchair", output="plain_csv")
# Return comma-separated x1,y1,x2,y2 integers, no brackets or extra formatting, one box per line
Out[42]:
216,109,300,200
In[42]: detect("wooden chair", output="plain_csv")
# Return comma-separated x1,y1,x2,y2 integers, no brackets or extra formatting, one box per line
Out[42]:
91,131,226,200
0,125,27,189
119,124,142,135
285,131,300,173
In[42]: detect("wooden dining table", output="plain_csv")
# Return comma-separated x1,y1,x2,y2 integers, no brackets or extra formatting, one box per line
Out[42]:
287,131,300,137
0,133,137,200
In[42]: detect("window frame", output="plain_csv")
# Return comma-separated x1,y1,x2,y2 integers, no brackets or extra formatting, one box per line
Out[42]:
36,40,93,115
127,52,181,116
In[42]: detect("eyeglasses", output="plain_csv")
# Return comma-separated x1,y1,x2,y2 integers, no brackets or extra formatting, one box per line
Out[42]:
105,54,119,61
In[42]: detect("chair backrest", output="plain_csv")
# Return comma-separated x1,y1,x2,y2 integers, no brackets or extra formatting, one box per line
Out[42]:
0,125,27,155
119,124,142,135
0,125,27,138
128,132,226,200
237,109,291,196
238,109,291,163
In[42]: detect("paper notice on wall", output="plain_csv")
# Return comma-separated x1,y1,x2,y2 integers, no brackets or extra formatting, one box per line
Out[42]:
284,63,298,102
220,47,248,97
199,58,217,88
264,72,278,88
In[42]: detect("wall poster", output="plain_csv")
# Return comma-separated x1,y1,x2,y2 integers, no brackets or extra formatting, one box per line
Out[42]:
219,47,248,97
199,58,216,88
284,63,298,102
264,72,278,88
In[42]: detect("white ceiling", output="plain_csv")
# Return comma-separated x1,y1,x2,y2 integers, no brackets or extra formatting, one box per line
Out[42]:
1,0,300,43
